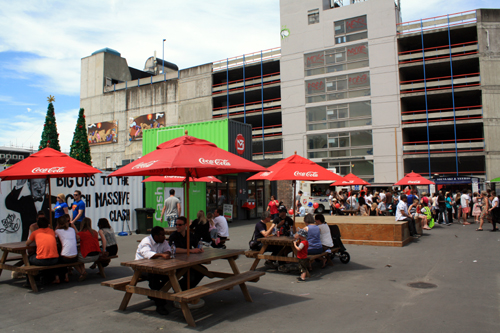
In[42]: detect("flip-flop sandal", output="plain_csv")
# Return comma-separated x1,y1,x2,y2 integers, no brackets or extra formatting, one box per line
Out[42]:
476,229,483,231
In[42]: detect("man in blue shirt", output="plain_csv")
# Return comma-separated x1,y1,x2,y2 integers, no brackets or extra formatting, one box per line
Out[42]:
70,190,85,231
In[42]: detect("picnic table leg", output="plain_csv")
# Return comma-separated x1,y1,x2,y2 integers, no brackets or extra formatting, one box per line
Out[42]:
96,261,106,278
159,267,188,292
250,243,268,271
0,251,7,277
119,270,142,311
168,270,196,327
228,257,252,303
21,252,39,292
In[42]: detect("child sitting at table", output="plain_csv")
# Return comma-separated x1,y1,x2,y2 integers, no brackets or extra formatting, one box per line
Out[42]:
293,228,309,282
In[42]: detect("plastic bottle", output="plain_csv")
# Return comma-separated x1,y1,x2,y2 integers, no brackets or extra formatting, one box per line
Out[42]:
171,241,176,259
198,241,203,249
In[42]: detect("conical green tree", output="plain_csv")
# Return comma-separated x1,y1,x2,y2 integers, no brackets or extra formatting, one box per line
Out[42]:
69,108,92,165
39,95,61,151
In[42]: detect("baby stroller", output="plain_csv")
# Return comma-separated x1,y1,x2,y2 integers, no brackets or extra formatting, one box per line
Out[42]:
328,224,350,264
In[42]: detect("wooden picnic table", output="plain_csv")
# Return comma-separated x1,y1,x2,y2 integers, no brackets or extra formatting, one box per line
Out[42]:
110,248,264,327
0,242,33,285
249,236,335,277
0,240,114,292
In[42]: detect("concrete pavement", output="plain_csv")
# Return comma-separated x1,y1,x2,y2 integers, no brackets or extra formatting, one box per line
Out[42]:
0,217,499,332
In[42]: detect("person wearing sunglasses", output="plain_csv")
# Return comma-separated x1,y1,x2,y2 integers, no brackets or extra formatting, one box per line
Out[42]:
70,190,85,231
169,217,205,291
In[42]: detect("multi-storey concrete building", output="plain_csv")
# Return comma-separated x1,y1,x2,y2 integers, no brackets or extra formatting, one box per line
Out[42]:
80,0,500,209
279,0,500,190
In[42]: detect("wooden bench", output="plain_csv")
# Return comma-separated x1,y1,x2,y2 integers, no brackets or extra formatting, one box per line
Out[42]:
21,255,118,292
169,271,265,303
244,250,260,259
102,276,144,291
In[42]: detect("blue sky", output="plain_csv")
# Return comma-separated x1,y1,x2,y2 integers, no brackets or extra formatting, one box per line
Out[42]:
0,0,497,152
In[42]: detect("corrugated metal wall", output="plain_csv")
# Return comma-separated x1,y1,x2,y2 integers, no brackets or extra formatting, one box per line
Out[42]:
227,120,253,161
142,120,229,226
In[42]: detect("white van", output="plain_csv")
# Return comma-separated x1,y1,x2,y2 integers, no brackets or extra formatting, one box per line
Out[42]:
297,180,336,214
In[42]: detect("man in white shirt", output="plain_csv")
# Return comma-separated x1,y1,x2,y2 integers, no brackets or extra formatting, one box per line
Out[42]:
328,193,334,216
365,192,373,205
213,208,229,248
379,190,386,203
395,194,418,237
347,193,359,210
459,191,471,225
135,226,171,316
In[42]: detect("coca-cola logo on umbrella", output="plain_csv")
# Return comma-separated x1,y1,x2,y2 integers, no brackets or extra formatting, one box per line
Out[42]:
235,134,245,155
32,167,65,173
132,160,159,169
199,158,231,166
342,180,355,184
407,180,421,184
294,171,318,178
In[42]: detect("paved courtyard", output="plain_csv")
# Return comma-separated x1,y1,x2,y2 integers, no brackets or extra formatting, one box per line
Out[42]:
1,218,499,332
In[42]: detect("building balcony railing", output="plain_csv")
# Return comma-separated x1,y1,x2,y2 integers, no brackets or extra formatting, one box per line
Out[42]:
252,151,283,161
400,73,480,93
252,124,282,139
212,72,281,95
103,71,178,93
396,10,477,35
401,105,482,124
212,47,281,72
212,98,281,118
402,138,484,155
398,41,478,64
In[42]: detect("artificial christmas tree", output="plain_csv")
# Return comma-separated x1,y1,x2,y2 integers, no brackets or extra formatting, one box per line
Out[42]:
39,95,61,151
69,108,92,165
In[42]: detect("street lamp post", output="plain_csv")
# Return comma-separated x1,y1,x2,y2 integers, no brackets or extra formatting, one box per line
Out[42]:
162,39,166,74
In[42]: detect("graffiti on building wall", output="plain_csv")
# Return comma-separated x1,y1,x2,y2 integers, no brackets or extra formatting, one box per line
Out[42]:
88,120,118,145
129,113,165,141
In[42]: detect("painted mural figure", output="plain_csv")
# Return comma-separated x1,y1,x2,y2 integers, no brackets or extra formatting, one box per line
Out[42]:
5,178,56,241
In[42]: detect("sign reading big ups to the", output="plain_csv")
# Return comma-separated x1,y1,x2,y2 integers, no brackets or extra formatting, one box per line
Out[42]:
0,171,143,243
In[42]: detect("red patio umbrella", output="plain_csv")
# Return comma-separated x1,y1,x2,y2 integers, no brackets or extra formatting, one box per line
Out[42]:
394,171,435,186
0,147,102,227
330,173,370,186
142,176,222,183
247,152,344,225
109,133,267,256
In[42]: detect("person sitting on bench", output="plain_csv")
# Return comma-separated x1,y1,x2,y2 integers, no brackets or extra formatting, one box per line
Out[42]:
135,226,172,316
168,217,205,291
25,217,59,287
303,214,323,255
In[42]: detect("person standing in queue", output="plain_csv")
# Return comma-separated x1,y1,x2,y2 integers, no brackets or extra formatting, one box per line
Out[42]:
295,190,303,215
70,190,85,231
267,195,279,219
160,189,181,228
135,226,172,316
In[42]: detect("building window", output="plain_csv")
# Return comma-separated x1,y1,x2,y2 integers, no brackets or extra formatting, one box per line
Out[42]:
304,43,369,77
306,101,372,131
329,160,374,177
308,9,320,25
307,130,373,160
334,15,367,44
305,71,370,103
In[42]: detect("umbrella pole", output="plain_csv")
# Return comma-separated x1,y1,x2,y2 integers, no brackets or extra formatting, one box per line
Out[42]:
293,180,296,232
48,176,52,229
185,171,191,290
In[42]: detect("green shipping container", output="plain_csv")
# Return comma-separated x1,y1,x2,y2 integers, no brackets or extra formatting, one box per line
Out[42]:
143,119,237,227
